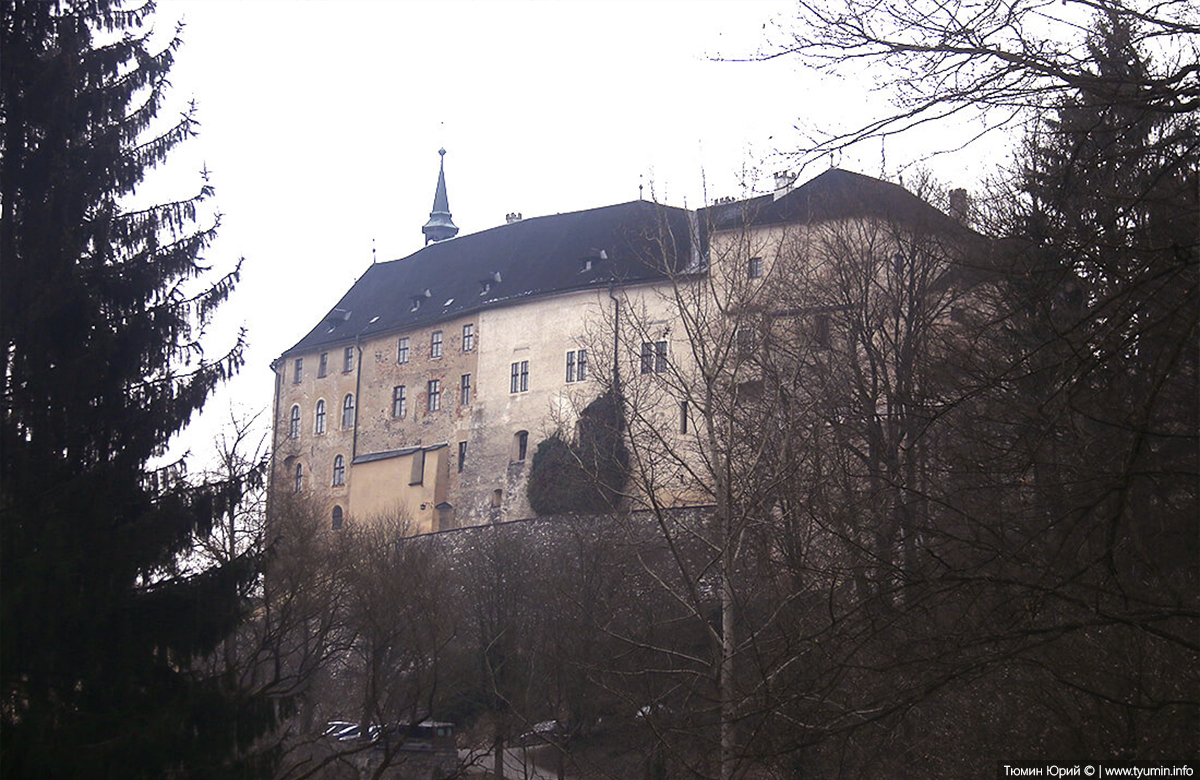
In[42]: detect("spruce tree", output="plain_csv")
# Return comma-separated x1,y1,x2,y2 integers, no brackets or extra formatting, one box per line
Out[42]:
1,1,280,777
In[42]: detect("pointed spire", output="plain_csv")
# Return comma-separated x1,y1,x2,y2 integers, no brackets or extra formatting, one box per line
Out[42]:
422,148,459,244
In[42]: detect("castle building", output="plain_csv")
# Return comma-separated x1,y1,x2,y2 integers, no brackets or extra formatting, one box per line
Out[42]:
270,153,977,534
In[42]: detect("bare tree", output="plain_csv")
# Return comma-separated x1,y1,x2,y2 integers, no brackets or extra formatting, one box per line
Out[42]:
763,0,1198,171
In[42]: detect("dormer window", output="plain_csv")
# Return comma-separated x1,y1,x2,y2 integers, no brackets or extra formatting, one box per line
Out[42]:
411,289,431,311
580,249,607,273
479,271,502,296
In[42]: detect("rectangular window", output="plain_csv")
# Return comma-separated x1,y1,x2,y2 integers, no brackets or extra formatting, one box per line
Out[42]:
430,330,443,358
318,352,328,377
458,441,467,473
460,373,471,405
427,379,440,412
680,400,689,434
293,358,303,384
462,323,474,351
565,349,588,382
737,328,755,356
392,385,407,418
748,256,763,279
815,313,831,348
343,346,354,373
641,341,667,374
510,361,529,393
397,337,410,364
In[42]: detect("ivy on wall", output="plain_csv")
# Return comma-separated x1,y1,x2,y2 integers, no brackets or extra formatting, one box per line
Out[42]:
527,393,628,515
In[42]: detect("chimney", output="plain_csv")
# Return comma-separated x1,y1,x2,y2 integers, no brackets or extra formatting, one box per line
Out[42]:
506,212,523,224
773,170,797,201
949,188,971,224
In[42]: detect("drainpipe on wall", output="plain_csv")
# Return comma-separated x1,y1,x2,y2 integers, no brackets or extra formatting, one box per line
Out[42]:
265,361,282,530
608,280,622,399
352,339,363,462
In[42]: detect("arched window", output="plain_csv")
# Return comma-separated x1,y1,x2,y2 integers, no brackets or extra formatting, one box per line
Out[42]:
314,399,326,434
332,454,345,486
512,430,529,461
289,405,300,438
294,462,303,493
342,394,355,429
331,505,344,530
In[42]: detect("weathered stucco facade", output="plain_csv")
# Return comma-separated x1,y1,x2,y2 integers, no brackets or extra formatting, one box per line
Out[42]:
270,163,979,533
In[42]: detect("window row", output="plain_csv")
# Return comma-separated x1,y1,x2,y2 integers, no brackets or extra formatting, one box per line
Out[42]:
292,323,478,384
396,323,475,364
287,395,355,438
389,375,472,418
291,454,348,492
293,347,355,383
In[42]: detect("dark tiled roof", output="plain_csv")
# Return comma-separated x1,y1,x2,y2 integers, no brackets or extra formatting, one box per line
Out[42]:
701,168,970,235
280,169,979,360
281,199,695,358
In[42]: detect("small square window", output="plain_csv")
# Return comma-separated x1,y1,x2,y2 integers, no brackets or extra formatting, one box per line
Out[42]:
427,379,441,412
431,331,443,359
397,337,410,364
462,324,475,351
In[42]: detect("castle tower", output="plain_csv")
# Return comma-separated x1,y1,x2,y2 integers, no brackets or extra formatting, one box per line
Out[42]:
422,148,459,244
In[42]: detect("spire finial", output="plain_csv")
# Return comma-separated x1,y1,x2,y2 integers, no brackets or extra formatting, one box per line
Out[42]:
422,148,459,244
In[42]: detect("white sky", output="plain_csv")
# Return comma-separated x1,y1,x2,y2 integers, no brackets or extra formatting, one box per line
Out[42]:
148,0,1006,466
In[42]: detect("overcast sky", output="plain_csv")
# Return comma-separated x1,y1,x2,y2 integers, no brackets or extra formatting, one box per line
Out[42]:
148,0,1005,466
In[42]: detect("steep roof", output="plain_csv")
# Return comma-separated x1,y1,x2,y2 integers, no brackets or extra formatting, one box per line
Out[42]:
701,168,970,235
279,168,982,361
281,199,695,358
